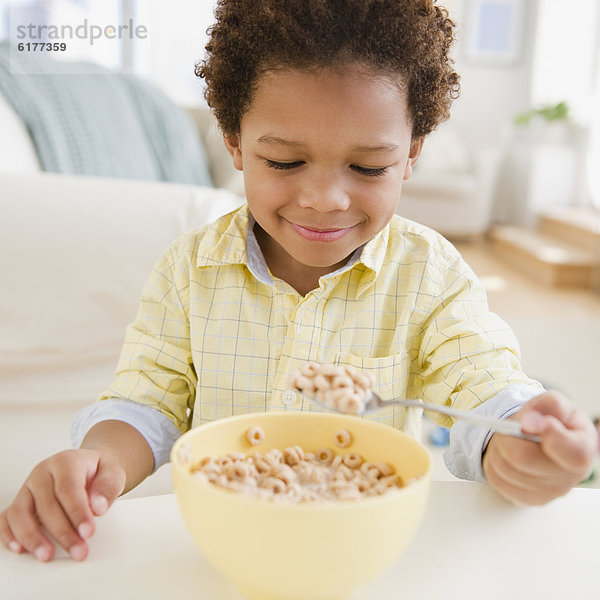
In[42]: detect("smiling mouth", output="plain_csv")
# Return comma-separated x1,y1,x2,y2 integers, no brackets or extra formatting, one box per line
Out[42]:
290,222,354,242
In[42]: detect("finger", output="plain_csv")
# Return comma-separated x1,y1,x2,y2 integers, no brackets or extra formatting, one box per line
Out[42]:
0,510,24,554
493,432,555,479
522,391,594,433
52,456,98,541
518,397,596,477
6,486,55,562
529,415,596,479
483,454,540,505
87,458,126,516
32,474,89,561
487,440,570,497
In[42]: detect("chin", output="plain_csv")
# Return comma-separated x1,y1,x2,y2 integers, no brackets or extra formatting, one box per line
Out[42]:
295,250,353,270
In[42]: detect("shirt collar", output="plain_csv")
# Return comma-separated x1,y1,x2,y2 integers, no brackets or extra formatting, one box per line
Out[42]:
195,204,249,269
195,203,390,289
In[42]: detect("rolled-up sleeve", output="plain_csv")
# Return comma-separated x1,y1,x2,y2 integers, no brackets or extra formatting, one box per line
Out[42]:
443,383,544,481
71,398,182,471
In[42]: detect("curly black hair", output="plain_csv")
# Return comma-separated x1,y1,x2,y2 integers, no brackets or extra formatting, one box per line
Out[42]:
196,0,460,139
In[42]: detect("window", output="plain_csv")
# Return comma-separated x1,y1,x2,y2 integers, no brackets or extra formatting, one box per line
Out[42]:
3,0,124,71
134,0,216,105
0,0,214,95
532,0,600,207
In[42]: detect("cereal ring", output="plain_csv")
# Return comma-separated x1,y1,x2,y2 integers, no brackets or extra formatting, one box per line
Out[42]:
331,481,361,499
343,365,359,378
284,482,302,501
312,373,329,391
262,477,287,494
333,464,354,482
319,363,343,377
352,371,373,390
342,453,363,469
246,426,265,446
330,454,343,470
288,368,302,388
222,479,252,493
337,394,363,414
329,386,352,401
303,362,320,376
272,463,297,485
224,461,252,481
253,454,274,474
315,447,334,465
333,429,353,448
331,374,353,388
353,477,371,494
373,475,400,494
283,445,304,466
294,375,316,393
360,461,382,481
308,466,327,485
373,462,395,477
266,448,284,464
294,461,313,481
354,385,371,401
194,456,213,469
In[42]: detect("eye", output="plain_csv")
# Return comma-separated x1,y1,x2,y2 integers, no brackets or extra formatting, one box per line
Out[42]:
351,165,389,177
264,159,304,171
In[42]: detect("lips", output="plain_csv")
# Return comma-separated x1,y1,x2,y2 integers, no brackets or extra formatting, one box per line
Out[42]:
290,222,353,242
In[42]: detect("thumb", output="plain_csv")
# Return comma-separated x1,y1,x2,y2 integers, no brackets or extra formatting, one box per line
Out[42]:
88,458,126,516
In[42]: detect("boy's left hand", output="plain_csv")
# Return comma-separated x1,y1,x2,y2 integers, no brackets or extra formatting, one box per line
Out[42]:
482,390,598,505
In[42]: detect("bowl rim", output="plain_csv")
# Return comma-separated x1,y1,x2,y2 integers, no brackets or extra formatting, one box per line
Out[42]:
171,411,433,510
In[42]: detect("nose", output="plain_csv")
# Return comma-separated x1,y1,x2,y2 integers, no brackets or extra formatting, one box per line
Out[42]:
296,170,351,212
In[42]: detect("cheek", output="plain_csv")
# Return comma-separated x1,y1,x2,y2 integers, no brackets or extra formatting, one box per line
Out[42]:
244,173,290,218
360,181,402,217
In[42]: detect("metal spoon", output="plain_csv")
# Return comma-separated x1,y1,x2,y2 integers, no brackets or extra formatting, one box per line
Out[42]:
303,391,542,443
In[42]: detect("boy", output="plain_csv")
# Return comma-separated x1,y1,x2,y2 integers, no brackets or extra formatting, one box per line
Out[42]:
1,0,596,563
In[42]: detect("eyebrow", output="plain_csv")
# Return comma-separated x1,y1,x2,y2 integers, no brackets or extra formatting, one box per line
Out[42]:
257,135,399,153
257,135,304,148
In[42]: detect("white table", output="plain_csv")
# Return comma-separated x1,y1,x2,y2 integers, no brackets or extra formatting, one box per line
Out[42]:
2,481,598,600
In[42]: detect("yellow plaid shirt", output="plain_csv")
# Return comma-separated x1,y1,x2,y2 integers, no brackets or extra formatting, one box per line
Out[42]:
99,204,537,440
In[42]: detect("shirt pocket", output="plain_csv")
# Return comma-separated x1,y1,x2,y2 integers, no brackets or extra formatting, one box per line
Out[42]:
333,352,420,437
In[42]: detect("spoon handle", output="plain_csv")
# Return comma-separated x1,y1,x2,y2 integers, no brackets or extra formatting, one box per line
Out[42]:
395,399,542,443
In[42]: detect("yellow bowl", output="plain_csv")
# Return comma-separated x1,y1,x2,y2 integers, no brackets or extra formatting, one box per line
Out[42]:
172,412,432,600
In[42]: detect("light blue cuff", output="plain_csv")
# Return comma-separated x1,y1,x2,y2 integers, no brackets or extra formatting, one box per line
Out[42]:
443,383,544,482
71,399,182,472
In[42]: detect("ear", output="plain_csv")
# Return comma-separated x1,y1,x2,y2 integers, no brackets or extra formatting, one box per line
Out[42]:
403,137,424,180
223,133,244,171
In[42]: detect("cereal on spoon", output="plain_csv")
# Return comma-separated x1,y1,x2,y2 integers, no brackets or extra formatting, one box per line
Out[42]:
289,362,374,414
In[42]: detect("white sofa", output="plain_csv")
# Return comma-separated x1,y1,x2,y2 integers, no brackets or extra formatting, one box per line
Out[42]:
398,124,502,238
0,172,244,506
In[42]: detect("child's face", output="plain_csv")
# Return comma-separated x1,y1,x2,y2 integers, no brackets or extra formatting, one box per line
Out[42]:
224,65,422,278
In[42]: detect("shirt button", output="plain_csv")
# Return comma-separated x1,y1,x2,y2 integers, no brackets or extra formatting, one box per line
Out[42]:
282,390,297,406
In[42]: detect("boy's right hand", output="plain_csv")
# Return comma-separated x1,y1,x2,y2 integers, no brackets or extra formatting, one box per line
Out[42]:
0,449,126,562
